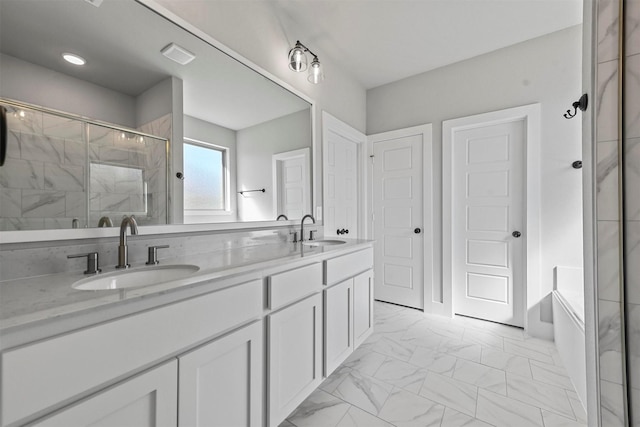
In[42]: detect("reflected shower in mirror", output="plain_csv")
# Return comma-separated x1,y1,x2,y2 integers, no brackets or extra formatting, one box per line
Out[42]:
0,0,312,231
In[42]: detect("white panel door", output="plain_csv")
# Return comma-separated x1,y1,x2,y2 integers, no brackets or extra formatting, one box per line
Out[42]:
178,321,263,427
372,135,424,309
452,119,525,327
273,148,310,220
325,131,358,237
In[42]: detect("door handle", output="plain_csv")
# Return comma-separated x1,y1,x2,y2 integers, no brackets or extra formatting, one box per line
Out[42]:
512,231,522,238
414,228,421,234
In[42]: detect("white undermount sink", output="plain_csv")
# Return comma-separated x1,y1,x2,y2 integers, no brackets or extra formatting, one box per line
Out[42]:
72,264,200,291
302,239,346,247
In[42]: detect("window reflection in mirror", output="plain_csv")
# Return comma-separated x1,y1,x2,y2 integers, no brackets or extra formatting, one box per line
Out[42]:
183,138,232,223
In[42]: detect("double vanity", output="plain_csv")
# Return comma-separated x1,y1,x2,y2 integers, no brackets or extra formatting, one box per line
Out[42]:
0,233,374,427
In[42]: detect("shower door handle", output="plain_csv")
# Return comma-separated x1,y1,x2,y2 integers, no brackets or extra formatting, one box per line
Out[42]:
512,231,522,238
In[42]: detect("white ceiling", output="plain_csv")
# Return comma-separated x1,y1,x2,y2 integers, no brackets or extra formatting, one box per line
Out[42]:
267,0,583,89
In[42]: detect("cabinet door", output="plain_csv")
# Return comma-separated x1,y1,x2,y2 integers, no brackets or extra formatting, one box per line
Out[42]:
353,270,374,348
268,293,323,427
324,279,353,376
32,361,178,427
178,321,263,427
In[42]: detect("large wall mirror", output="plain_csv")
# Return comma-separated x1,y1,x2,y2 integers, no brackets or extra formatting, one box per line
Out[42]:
0,0,313,233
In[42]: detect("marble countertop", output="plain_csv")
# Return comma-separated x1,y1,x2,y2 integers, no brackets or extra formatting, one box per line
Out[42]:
0,238,373,340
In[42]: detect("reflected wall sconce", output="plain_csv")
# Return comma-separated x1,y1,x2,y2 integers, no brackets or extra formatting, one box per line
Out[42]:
288,40,324,84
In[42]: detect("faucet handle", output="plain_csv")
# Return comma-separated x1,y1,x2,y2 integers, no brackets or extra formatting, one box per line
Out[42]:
146,245,170,265
68,252,101,275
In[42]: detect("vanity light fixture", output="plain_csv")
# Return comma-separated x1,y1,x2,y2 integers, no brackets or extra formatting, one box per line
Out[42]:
288,40,324,84
62,53,86,66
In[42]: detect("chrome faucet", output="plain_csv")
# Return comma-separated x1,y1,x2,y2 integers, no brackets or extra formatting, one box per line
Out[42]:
116,215,138,269
98,216,113,227
300,214,315,242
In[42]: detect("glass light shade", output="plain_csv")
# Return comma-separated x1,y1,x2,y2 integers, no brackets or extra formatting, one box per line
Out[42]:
288,46,307,72
307,58,324,84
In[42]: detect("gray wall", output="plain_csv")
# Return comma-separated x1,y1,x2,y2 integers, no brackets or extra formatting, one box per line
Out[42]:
367,25,583,337
0,54,136,128
236,109,311,221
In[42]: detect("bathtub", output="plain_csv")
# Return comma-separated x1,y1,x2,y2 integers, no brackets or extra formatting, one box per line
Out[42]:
552,266,587,409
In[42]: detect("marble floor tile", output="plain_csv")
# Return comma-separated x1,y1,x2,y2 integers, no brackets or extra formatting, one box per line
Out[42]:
286,389,351,427
419,371,478,416
481,347,533,379
462,329,504,349
341,347,386,376
503,337,555,364
566,390,588,424
335,406,393,427
377,388,445,427
367,335,416,362
438,337,482,362
542,410,587,427
476,388,544,427
372,357,428,393
320,366,353,394
529,360,575,390
453,358,507,395
440,407,494,427
506,373,575,419
407,345,457,376
332,370,394,415
286,302,587,427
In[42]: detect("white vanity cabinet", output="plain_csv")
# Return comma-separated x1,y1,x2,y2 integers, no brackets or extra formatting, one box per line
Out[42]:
323,249,374,377
1,277,263,427
324,278,354,375
178,321,263,427
31,361,178,427
353,269,374,348
267,263,324,427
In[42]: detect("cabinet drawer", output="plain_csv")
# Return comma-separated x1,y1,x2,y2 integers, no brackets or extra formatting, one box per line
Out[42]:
1,279,263,426
268,263,322,310
324,248,373,286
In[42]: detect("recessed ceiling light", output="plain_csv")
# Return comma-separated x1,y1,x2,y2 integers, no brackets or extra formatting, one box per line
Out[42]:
62,53,86,66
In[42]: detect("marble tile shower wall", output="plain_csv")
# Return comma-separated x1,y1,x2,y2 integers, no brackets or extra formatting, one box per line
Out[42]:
595,0,639,425
0,106,169,230
88,114,169,228
624,0,640,425
0,227,295,282
0,106,88,231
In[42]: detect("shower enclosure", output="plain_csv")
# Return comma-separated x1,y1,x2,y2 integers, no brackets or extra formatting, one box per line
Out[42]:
0,99,168,230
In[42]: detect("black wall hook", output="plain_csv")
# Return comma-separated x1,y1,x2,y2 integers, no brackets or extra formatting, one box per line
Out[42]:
564,94,588,119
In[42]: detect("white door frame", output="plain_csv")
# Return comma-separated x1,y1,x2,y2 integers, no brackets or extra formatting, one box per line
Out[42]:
322,112,367,238
367,124,433,311
443,104,541,335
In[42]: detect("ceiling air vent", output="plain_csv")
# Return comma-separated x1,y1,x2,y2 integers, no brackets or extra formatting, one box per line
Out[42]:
161,43,196,65
84,0,104,7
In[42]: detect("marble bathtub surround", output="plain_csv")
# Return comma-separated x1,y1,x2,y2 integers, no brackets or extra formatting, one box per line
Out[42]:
283,302,587,427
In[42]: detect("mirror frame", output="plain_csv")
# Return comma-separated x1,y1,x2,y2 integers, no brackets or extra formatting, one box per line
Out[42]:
0,0,317,244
